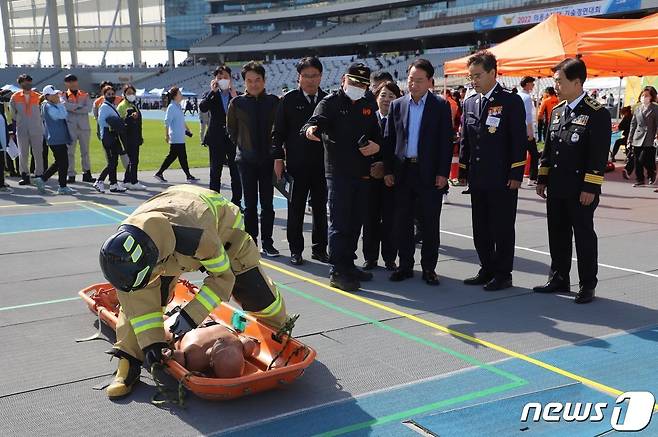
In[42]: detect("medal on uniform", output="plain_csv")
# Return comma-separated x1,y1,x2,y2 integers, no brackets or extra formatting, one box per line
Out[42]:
488,126,497,134
572,115,589,126
571,132,580,142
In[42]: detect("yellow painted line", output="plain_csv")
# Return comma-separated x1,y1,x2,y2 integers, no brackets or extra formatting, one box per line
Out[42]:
81,200,657,409
87,201,130,217
262,260,658,410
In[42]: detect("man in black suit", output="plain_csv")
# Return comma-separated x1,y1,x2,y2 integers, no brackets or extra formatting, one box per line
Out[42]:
461,51,527,291
199,65,242,209
273,57,329,266
383,58,453,285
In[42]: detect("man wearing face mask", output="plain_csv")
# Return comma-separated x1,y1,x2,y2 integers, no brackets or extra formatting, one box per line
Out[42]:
301,63,383,292
200,65,242,209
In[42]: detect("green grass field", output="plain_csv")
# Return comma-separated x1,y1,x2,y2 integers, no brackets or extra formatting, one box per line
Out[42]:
77,118,206,173
76,117,544,173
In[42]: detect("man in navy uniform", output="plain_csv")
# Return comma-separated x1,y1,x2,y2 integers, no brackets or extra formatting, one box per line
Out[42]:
460,51,527,291
301,63,382,292
533,58,611,304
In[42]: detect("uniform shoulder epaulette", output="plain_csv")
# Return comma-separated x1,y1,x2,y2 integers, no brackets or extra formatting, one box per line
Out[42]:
554,100,567,109
584,95,603,110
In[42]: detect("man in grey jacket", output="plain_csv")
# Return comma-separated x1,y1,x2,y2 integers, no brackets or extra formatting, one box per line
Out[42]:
64,74,95,183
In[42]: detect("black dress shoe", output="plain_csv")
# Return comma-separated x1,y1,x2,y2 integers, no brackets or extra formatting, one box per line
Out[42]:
464,271,493,285
67,176,76,183
350,268,373,282
311,251,329,263
422,270,440,286
574,287,595,304
329,272,360,292
484,277,513,291
533,273,570,293
462,188,471,194
389,269,413,282
362,260,378,270
82,171,96,183
290,254,304,266
384,261,397,271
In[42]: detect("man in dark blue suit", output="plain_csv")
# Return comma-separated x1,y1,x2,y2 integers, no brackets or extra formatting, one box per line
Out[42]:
383,59,453,285
460,51,527,291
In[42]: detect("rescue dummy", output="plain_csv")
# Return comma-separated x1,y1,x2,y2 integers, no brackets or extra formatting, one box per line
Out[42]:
99,185,291,399
163,315,260,378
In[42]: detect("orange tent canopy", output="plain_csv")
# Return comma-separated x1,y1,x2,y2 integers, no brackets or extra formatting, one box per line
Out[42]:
576,13,658,76
444,14,632,77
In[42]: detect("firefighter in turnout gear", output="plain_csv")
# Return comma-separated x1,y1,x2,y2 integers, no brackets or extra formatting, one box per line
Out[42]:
99,185,290,399
534,58,611,304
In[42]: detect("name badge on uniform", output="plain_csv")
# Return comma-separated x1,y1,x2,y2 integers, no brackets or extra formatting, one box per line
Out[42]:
486,114,500,134
572,115,589,126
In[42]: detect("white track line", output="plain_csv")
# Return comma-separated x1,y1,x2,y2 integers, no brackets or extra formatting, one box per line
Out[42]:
440,229,658,279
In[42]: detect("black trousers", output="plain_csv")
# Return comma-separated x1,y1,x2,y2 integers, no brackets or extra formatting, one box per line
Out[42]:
238,159,274,247
123,142,140,184
537,119,546,142
527,138,539,181
547,194,599,289
4,152,17,175
634,146,656,183
611,138,626,160
0,149,5,186
287,167,327,256
327,175,367,275
362,178,396,265
395,163,443,272
470,188,519,279
209,142,242,206
42,144,69,187
158,143,191,177
98,136,121,185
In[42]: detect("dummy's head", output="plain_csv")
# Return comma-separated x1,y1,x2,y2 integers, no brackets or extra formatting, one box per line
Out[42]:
209,335,260,378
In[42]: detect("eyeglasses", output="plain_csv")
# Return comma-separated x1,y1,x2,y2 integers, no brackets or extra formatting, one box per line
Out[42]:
466,73,484,81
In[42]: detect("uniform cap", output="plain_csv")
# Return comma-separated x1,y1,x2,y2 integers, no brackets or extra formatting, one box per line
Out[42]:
346,63,371,86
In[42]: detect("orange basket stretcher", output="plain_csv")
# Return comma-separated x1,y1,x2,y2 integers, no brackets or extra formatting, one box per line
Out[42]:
78,279,316,400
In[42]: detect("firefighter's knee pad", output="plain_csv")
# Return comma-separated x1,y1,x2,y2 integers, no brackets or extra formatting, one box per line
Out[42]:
232,267,275,312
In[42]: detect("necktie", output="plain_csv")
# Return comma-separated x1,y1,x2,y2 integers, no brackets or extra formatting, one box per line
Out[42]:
381,116,387,132
308,95,315,105
480,96,487,114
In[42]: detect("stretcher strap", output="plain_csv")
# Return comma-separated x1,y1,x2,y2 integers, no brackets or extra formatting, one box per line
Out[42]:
268,314,300,370
150,361,189,409
74,308,112,344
